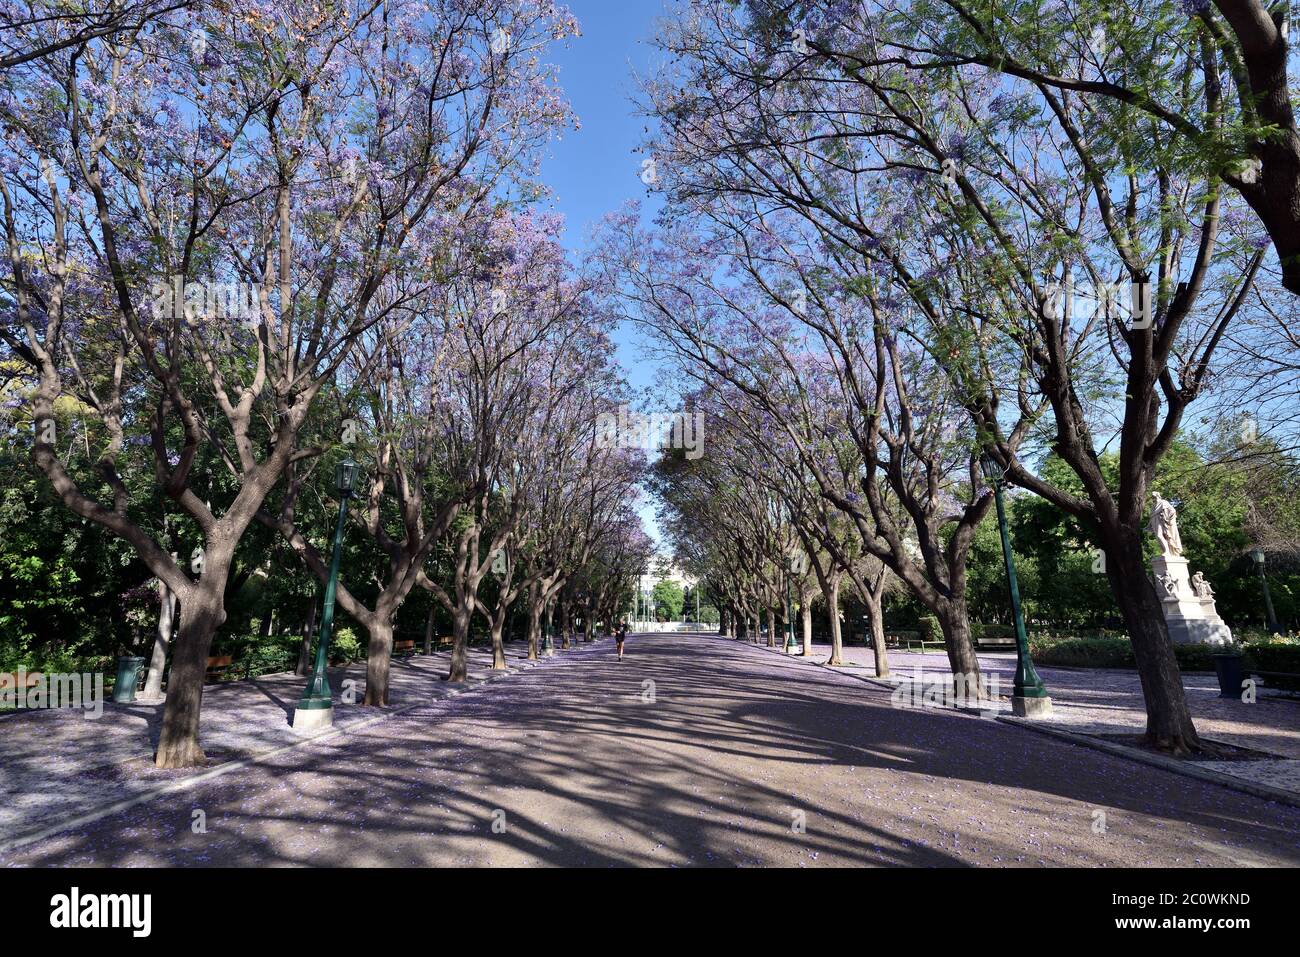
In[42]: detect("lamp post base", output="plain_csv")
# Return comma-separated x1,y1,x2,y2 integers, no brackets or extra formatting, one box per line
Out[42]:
1012,695,1053,718
292,702,334,732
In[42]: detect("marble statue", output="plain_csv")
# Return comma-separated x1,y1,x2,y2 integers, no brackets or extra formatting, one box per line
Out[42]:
1149,492,1183,557
1148,493,1231,646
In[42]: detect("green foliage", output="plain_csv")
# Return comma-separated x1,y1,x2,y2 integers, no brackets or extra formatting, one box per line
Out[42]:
1029,635,1134,669
1029,635,1223,671
1245,640,1300,691
1029,631,1300,680
329,626,363,664
651,578,684,621
971,622,1015,642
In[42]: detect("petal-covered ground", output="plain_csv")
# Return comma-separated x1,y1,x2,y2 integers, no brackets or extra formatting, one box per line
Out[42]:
3,633,1299,867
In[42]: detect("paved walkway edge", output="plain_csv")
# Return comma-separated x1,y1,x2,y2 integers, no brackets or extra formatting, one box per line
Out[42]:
730,635,1300,810
995,715,1300,810
0,651,560,857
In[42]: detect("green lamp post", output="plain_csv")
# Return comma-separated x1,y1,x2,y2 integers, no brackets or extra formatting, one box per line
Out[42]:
292,457,360,732
784,546,806,654
979,452,1051,716
1249,547,1282,635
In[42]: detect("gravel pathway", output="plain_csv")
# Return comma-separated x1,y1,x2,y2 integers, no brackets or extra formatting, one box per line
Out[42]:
789,640,1300,796
2,633,1299,867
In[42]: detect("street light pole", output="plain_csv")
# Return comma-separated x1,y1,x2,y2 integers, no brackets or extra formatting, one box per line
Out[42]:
980,453,1051,717
785,547,807,654
1250,548,1282,634
785,572,796,652
293,457,360,732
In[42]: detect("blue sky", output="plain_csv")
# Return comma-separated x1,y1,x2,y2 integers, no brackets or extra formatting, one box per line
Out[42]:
539,0,672,545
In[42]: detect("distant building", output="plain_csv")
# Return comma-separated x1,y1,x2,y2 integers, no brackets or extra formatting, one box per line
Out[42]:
637,553,695,595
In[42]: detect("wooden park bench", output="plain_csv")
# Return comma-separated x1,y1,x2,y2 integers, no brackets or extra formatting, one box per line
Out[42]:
393,639,416,657
973,634,1018,651
205,655,237,683
2,671,44,688
901,638,945,653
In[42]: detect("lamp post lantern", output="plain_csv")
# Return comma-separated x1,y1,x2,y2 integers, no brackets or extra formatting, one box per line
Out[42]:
980,453,1051,717
293,457,360,731
1250,547,1282,634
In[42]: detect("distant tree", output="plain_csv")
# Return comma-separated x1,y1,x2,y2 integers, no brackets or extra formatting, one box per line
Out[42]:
652,579,685,621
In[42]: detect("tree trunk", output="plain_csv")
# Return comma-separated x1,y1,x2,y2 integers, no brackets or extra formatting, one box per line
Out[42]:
935,597,984,699
864,583,888,678
766,608,776,647
825,576,844,666
155,588,224,768
296,600,317,677
422,605,435,656
1107,542,1202,753
141,578,177,700
447,601,472,682
526,600,542,661
363,617,393,706
491,613,508,670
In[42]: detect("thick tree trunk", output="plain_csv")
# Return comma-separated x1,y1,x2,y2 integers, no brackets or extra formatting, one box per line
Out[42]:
491,613,508,670
296,601,317,677
719,609,730,637
825,576,844,666
447,601,472,682
1107,542,1202,753
801,601,813,657
422,605,435,656
766,608,776,647
865,585,888,678
525,600,542,660
935,597,983,699
141,578,177,700
155,588,224,768
363,618,394,706
560,600,571,650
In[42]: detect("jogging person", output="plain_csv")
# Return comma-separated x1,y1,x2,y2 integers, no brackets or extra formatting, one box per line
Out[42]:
616,620,628,660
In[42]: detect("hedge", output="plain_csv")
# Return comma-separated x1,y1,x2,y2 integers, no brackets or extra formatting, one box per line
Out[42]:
1028,634,1300,683
1246,643,1300,691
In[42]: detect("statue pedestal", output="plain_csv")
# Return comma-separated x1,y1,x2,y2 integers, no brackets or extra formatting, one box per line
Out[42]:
1151,556,1232,647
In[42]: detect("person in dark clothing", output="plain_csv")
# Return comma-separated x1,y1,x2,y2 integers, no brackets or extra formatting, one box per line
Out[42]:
616,620,628,660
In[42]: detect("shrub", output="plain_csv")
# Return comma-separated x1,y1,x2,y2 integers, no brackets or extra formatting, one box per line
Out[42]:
329,626,363,664
1029,635,1245,673
1171,643,1221,672
1245,642,1300,691
972,623,1015,642
242,642,296,677
917,615,941,642
1029,636,1133,668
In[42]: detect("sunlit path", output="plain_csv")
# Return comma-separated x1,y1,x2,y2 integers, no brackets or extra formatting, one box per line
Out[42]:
5,633,1299,868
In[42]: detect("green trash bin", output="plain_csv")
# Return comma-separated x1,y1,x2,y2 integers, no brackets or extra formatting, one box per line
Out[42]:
112,656,145,704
